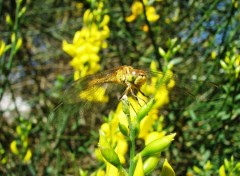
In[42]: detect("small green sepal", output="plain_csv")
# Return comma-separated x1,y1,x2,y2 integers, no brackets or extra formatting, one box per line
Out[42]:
118,122,129,137
160,159,175,176
100,147,121,169
137,98,155,122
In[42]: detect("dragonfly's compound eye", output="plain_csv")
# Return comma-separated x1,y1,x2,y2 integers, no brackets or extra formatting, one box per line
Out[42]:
134,73,147,87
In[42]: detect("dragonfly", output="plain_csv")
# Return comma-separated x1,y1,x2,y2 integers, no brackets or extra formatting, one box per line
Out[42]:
63,65,150,105
62,65,217,110
48,65,219,148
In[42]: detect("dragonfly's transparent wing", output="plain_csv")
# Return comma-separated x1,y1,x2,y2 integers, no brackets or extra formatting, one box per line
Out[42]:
47,68,126,148
142,70,221,110
63,67,121,104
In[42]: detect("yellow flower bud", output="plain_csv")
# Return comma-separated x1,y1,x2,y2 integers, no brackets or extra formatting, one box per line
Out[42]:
22,138,28,148
204,160,213,170
10,140,19,155
140,133,176,157
6,14,13,26
16,126,22,135
118,122,129,137
83,9,93,25
0,40,6,57
23,149,32,164
16,38,23,51
100,15,110,27
11,33,16,43
18,6,27,18
137,98,155,122
211,50,217,60
145,132,165,145
143,156,159,175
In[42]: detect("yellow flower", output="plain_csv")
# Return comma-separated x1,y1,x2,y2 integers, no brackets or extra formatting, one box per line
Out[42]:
10,140,19,155
100,15,110,27
142,24,149,32
98,102,129,165
154,85,170,109
138,109,158,139
16,37,23,51
83,9,93,25
105,162,118,176
23,149,32,164
101,123,111,137
96,169,105,176
126,1,159,23
6,14,13,26
211,50,217,59
95,148,104,162
115,137,128,164
133,155,144,176
126,1,143,22
63,4,110,79
0,40,6,57
146,6,159,22
62,40,77,57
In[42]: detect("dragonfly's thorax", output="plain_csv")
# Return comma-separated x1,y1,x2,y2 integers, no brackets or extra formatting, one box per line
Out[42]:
116,66,147,88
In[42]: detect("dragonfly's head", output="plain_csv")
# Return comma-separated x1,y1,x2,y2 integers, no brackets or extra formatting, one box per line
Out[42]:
131,69,147,88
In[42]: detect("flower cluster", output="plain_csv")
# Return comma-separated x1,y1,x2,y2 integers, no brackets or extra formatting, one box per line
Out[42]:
10,117,32,164
126,0,160,32
63,2,110,80
218,47,240,79
62,2,110,103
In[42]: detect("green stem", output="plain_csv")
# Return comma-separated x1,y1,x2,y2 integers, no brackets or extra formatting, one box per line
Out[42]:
7,0,21,71
121,96,136,176
128,113,136,176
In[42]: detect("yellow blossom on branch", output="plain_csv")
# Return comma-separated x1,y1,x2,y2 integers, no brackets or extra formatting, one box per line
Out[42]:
62,2,110,79
0,40,6,57
126,0,159,23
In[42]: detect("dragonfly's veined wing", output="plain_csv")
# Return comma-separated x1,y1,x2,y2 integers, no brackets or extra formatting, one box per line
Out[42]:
63,67,122,104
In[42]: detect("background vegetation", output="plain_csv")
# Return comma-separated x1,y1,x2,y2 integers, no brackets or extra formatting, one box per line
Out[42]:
0,0,239,175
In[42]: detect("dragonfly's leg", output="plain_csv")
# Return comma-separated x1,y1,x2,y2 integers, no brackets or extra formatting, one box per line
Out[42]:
130,102,137,115
129,87,147,105
119,87,130,100
137,88,150,99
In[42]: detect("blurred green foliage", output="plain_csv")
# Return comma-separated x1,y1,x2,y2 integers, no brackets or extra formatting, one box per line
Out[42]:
0,0,239,175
